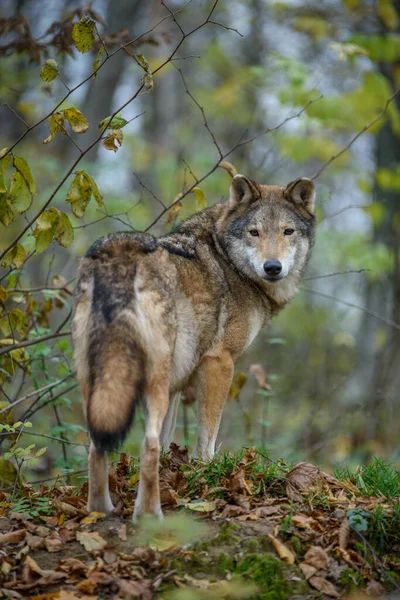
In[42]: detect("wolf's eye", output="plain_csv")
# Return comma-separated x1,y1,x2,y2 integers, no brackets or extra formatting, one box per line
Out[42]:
284,228,295,236
249,229,259,237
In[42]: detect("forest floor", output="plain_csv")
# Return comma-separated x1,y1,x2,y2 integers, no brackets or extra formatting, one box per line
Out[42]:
0,446,399,600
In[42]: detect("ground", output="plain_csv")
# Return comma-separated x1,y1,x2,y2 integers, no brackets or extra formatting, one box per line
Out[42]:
0,447,399,599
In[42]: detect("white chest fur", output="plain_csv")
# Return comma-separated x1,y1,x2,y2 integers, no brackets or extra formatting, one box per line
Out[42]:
246,309,264,348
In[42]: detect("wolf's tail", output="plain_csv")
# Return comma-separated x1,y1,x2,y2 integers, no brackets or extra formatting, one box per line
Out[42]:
85,266,146,453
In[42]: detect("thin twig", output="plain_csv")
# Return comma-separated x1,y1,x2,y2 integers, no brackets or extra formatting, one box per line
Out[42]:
302,286,400,332
0,330,71,357
303,269,370,281
312,87,400,180
0,376,73,415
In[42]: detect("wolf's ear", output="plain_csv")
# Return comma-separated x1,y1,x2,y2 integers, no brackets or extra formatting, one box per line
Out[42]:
284,177,315,216
229,174,260,207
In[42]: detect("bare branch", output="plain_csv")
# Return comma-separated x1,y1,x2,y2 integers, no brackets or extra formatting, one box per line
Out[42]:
312,87,400,180
302,286,400,333
0,375,73,415
303,269,370,281
0,330,71,357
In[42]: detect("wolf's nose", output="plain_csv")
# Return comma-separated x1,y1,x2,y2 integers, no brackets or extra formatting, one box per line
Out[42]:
263,260,282,276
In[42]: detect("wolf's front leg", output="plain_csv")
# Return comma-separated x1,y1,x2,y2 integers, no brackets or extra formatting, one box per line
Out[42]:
196,350,234,461
87,442,115,514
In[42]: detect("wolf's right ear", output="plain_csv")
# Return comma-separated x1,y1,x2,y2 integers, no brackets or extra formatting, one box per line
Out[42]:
229,175,260,208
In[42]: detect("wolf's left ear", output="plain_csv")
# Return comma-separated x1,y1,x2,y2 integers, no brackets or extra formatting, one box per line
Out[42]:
284,177,315,216
229,174,260,207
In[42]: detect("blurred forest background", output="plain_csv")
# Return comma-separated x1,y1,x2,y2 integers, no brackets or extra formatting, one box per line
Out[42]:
1,0,400,489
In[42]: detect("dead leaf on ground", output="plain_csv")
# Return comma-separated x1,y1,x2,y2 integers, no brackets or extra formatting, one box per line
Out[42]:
80,511,106,525
221,504,247,518
76,531,107,552
285,462,357,502
118,523,127,541
45,534,63,553
26,532,44,550
186,500,217,513
268,534,295,564
0,529,26,544
339,516,350,549
300,562,318,580
366,580,386,596
117,577,153,600
292,514,315,528
309,575,339,597
169,442,189,467
304,545,331,570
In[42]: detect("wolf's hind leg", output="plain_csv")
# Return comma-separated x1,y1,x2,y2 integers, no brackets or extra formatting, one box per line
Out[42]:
133,366,170,521
160,392,180,451
196,350,234,461
87,442,114,514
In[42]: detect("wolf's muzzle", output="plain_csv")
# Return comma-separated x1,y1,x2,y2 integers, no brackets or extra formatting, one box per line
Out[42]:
263,260,282,278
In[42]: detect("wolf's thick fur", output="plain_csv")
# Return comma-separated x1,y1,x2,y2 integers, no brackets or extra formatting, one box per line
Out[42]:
72,175,316,518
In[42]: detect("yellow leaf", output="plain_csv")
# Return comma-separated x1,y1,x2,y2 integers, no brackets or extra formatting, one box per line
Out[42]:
80,511,106,525
102,129,123,152
76,531,107,552
192,187,207,211
268,534,295,564
92,45,105,79
72,17,96,54
166,194,183,226
13,156,36,195
40,59,59,82
186,500,217,513
64,107,89,134
219,161,238,178
43,112,65,144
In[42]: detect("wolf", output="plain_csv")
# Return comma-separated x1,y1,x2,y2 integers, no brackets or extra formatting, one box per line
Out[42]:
72,174,316,519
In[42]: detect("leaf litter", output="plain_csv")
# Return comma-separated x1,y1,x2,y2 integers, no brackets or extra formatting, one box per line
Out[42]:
0,446,398,599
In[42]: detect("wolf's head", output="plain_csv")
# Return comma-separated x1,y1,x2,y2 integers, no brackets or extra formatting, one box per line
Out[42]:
216,174,316,300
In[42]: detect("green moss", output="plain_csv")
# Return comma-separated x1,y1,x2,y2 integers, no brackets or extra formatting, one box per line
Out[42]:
244,538,261,552
339,568,365,590
235,552,308,600
216,552,235,574
290,535,303,555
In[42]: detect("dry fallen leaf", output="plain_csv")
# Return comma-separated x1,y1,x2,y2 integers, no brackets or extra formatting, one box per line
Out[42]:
45,535,63,553
118,524,127,541
292,514,314,528
0,529,26,544
186,500,217,513
309,575,339,597
76,531,107,552
300,562,318,580
268,534,295,564
338,516,350,549
80,511,106,525
304,545,331,570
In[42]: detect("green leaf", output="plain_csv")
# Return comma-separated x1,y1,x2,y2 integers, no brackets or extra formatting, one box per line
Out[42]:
0,308,28,337
55,211,74,247
64,107,89,134
0,195,14,227
0,286,8,303
32,208,59,254
93,45,105,79
72,16,96,54
40,59,59,82
9,171,32,214
98,113,128,130
66,172,92,218
66,171,102,217
0,243,26,268
378,0,399,30
84,173,103,206
13,156,36,195
0,154,11,194
102,129,123,152
136,53,154,93
43,112,65,145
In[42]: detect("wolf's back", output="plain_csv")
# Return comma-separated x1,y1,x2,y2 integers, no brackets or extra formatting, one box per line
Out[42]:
73,232,157,452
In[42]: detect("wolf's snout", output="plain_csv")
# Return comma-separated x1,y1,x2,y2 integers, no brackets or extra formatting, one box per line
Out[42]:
263,260,282,277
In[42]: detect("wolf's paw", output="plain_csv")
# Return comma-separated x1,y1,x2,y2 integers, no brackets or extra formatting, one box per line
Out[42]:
132,505,163,523
87,497,115,515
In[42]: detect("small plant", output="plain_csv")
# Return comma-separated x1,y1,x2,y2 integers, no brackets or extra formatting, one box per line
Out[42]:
0,421,47,495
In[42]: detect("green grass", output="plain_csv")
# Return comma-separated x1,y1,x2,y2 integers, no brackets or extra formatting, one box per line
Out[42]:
335,457,400,498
